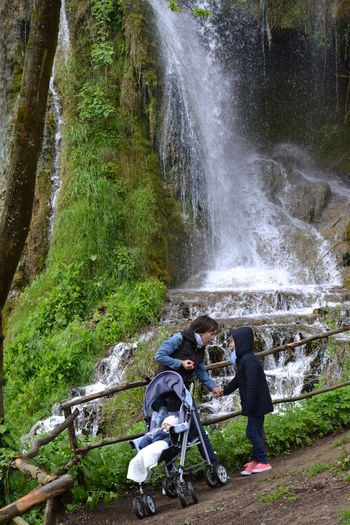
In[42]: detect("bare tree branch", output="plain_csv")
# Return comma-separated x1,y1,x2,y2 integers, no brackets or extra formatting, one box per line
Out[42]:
23,408,79,459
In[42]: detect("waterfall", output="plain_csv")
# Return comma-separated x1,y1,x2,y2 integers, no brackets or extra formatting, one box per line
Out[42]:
48,0,70,235
150,0,342,290
23,340,137,441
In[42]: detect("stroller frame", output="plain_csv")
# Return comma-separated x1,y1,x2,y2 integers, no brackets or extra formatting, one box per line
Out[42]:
129,371,228,518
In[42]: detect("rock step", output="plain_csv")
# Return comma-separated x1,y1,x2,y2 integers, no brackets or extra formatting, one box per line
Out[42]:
161,286,350,326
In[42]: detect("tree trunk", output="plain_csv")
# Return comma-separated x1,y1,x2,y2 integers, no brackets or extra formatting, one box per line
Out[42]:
0,0,61,308
44,497,66,525
0,0,61,427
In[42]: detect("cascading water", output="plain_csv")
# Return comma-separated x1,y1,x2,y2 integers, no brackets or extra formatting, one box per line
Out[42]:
23,340,137,442
151,0,342,290
48,0,70,234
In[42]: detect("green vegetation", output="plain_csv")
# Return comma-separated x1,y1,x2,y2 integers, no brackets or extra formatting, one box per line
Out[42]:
258,484,291,504
2,363,350,522
340,509,350,524
307,463,332,477
1,0,350,523
3,0,182,439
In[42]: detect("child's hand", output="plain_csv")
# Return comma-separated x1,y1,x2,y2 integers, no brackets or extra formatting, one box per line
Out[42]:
212,386,224,398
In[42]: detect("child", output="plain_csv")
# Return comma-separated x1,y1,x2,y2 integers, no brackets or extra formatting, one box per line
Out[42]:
138,415,179,449
222,327,273,476
127,415,179,483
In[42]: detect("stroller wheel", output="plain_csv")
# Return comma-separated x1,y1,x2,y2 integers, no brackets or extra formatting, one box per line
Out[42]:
176,484,187,508
162,477,177,498
215,463,229,485
186,481,198,504
142,494,156,515
204,465,218,487
133,496,145,519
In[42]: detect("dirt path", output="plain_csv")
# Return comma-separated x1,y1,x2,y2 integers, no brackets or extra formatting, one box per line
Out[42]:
63,430,350,525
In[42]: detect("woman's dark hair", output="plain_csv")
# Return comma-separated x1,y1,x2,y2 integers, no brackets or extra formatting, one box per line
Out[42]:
190,315,218,334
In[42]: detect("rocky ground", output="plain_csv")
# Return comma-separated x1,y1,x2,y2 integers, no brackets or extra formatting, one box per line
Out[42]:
63,429,350,525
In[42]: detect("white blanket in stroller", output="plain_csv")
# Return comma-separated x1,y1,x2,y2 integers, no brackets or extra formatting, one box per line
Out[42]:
127,440,169,483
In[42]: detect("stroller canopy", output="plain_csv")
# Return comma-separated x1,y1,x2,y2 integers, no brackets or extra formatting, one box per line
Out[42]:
142,371,192,419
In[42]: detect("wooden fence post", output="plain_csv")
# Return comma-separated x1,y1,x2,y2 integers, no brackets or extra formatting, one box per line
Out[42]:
44,496,66,525
62,407,78,452
62,407,86,487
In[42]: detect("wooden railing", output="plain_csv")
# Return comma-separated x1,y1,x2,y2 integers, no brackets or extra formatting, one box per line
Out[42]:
1,324,350,524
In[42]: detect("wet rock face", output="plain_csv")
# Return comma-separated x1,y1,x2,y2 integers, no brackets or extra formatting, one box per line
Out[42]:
255,143,350,282
319,201,350,282
285,177,330,223
260,157,331,224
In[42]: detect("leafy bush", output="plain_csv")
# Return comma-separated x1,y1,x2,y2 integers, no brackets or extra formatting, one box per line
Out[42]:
3,278,165,440
91,40,114,67
94,280,166,345
78,83,115,121
32,263,87,334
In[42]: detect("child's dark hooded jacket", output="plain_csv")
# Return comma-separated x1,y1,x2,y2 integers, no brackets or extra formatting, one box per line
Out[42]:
223,327,273,416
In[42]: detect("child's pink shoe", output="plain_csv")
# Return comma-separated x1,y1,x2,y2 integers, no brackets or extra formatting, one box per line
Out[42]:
252,463,272,473
240,460,257,476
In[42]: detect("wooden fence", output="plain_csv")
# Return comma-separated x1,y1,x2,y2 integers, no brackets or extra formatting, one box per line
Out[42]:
1,324,350,524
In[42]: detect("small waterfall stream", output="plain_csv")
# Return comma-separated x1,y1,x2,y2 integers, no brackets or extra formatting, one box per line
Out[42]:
23,341,137,441
48,0,70,234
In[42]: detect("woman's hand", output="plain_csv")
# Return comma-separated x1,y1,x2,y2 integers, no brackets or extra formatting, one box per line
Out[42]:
181,359,194,370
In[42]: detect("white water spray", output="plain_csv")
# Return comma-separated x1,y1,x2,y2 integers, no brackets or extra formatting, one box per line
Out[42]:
48,0,70,235
150,0,341,290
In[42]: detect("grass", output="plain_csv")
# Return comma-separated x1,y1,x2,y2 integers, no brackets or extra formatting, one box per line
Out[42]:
333,433,350,448
340,509,350,524
307,463,332,477
258,485,291,503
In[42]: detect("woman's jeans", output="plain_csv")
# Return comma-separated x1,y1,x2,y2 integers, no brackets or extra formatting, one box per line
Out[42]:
192,402,218,464
246,415,268,464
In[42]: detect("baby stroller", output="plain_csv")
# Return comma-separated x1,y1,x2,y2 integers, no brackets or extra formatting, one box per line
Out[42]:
129,370,228,518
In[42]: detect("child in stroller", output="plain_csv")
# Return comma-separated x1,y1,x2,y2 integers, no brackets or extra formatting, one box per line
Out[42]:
127,414,179,485
127,370,228,519
138,414,179,449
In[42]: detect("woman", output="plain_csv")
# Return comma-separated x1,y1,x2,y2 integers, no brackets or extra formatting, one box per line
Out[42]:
155,314,222,465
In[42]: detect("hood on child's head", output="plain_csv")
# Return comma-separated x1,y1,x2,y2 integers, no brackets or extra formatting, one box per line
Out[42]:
162,415,179,427
231,327,254,359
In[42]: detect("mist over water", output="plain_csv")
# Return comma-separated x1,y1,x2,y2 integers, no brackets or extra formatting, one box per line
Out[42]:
151,0,341,291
